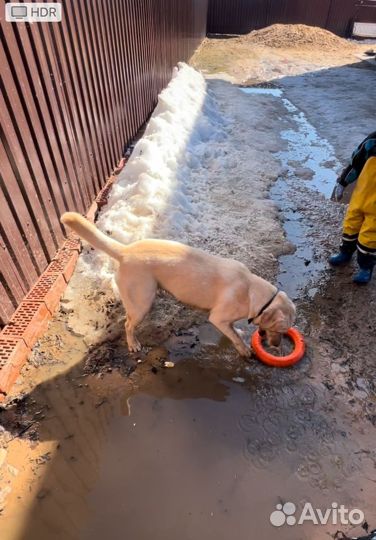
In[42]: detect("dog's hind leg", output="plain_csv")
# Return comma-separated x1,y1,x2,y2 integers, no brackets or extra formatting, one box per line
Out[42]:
116,273,157,353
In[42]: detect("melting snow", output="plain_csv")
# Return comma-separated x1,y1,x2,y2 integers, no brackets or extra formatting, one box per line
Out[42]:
79,63,227,283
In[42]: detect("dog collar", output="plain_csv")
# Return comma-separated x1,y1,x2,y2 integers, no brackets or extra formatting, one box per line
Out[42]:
248,288,279,324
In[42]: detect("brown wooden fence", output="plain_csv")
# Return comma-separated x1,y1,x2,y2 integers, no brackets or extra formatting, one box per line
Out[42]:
0,0,208,326
207,0,376,36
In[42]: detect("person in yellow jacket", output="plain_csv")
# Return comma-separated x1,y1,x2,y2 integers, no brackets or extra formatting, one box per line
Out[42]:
329,131,376,284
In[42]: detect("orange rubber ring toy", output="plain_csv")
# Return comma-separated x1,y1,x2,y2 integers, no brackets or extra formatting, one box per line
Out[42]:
251,327,305,367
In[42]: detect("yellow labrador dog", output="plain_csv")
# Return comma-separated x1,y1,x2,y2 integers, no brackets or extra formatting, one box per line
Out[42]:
61,213,295,356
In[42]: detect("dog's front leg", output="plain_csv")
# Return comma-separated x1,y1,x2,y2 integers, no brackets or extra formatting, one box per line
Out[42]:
209,312,251,357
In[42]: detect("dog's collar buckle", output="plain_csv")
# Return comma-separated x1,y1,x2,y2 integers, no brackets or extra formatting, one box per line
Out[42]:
248,288,279,324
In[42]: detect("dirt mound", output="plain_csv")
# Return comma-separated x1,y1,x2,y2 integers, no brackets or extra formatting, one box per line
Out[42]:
241,24,355,50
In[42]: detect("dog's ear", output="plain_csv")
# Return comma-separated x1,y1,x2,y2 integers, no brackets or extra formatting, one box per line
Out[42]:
259,307,289,331
259,306,278,328
258,293,295,331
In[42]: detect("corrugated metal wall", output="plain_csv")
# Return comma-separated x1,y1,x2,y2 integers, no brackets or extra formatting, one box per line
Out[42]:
326,0,376,36
207,0,376,36
207,0,331,34
0,0,208,326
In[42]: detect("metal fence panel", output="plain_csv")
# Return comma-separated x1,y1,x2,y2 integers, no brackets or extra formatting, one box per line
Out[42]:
0,0,208,326
207,0,376,36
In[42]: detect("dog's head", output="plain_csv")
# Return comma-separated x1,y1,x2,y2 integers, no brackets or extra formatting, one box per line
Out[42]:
255,291,296,347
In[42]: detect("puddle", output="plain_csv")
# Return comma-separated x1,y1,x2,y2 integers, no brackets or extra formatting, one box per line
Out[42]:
6,313,374,540
8,356,374,540
241,86,341,298
277,96,339,198
271,180,326,299
80,383,345,540
163,323,226,361
241,86,340,199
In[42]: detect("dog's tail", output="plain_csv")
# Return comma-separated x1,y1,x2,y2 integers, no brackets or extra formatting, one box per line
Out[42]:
61,212,125,261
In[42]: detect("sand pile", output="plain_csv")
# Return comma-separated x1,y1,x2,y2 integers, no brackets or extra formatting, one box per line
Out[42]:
241,24,355,50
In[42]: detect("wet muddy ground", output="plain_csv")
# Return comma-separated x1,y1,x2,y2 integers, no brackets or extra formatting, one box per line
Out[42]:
1,53,376,540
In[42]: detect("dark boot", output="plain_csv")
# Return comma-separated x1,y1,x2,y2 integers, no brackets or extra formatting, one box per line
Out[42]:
353,250,375,284
329,242,356,266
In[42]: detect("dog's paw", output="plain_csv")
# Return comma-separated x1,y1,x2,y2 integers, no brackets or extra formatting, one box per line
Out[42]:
237,344,252,358
128,339,142,353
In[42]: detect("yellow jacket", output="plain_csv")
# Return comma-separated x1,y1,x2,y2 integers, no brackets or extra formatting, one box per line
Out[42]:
343,156,376,250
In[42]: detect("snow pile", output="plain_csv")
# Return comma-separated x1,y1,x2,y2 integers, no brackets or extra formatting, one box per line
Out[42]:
78,63,227,283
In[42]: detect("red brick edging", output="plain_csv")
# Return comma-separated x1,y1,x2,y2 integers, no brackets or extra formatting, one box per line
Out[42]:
0,158,127,401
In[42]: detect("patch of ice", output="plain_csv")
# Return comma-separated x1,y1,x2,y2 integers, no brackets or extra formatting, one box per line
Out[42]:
241,87,282,98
